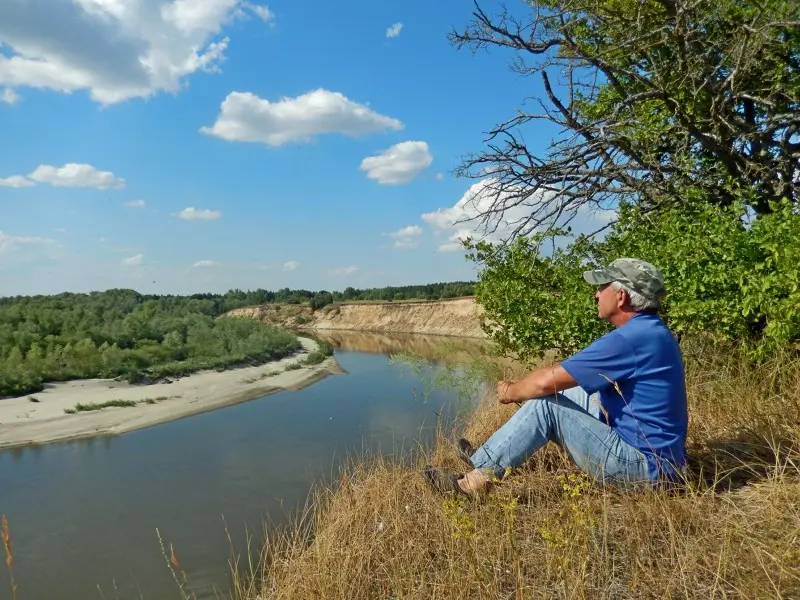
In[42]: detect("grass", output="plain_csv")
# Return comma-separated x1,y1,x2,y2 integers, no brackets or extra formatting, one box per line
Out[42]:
242,371,281,384
63,396,172,414
231,341,800,600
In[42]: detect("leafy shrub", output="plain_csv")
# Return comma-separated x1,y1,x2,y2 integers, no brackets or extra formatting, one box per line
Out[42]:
469,200,800,361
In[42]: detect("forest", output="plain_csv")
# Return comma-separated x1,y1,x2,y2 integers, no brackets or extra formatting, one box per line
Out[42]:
0,282,475,397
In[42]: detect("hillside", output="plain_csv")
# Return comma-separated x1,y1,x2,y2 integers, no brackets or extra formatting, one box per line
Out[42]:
226,298,487,338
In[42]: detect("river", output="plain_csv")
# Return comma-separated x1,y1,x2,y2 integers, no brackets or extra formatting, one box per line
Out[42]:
0,332,489,600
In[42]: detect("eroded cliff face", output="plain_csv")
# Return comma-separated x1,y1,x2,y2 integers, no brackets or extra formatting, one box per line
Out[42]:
226,298,486,338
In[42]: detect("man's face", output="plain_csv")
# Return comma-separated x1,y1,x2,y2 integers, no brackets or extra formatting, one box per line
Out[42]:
595,282,623,320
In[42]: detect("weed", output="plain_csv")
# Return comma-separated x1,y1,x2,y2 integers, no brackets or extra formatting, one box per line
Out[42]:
2,515,16,600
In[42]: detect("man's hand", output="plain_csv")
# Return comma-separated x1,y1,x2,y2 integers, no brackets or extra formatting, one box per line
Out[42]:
496,380,516,404
495,364,578,405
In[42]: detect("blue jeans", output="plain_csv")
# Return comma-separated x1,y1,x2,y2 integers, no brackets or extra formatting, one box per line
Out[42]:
469,387,654,489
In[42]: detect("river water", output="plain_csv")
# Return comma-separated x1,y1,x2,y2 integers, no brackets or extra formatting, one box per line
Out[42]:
0,333,489,600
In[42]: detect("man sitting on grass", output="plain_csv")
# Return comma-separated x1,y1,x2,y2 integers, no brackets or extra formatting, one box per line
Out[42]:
423,258,688,496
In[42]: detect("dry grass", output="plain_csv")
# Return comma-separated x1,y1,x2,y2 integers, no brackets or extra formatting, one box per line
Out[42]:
232,344,800,600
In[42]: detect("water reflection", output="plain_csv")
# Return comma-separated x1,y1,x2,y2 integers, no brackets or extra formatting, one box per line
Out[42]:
314,330,493,364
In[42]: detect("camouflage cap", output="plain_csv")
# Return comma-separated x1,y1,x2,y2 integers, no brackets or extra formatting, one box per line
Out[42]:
583,258,665,300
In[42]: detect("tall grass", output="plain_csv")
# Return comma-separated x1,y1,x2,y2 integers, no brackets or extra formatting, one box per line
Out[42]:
232,344,800,599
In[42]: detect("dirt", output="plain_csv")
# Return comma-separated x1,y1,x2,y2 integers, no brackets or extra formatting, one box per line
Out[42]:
226,297,487,338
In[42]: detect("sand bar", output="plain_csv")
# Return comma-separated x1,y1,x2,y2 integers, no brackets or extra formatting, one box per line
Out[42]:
0,337,342,449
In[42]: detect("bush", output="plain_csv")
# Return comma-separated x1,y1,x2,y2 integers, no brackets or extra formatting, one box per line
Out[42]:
469,199,800,361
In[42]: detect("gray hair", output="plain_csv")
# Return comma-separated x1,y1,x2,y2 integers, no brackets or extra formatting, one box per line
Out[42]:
610,281,660,311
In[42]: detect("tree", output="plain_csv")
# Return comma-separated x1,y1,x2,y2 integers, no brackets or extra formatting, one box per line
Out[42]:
450,0,799,238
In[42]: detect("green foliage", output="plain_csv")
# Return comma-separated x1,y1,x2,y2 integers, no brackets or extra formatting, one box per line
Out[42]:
469,201,800,360
0,291,301,397
468,233,608,363
64,399,138,414
303,341,333,366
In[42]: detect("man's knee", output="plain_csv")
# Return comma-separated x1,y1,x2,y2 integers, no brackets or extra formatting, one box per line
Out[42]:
516,395,558,426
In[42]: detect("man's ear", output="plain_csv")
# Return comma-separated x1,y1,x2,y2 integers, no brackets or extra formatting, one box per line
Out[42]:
617,288,628,310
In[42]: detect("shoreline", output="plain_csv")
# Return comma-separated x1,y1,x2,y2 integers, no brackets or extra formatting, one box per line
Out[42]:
0,337,343,450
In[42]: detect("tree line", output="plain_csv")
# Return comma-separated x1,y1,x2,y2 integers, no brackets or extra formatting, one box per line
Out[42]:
0,282,475,397
190,281,475,311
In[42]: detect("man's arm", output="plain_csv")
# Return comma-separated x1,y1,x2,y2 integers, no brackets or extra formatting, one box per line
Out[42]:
496,363,577,404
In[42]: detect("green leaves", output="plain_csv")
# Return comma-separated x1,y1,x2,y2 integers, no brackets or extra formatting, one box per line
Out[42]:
469,201,799,361
468,233,609,364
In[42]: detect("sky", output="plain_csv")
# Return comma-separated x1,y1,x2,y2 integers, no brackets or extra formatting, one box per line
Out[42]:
0,0,577,296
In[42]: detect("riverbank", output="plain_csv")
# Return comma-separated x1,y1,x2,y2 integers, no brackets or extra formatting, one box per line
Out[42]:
233,345,800,600
0,338,342,449
226,297,488,338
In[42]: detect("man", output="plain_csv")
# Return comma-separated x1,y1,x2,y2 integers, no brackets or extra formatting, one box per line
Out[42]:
424,258,688,496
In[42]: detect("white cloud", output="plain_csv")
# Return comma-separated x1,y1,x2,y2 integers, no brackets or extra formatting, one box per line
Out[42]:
0,0,271,105
201,89,403,146
435,172,444,181
331,265,359,275
28,163,125,189
122,253,143,266
421,179,546,252
178,207,221,221
192,259,217,268
360,141,432,185
422,178,617,252
386,22,403,38
126,199,146,208
0,231,56,254
0,175,34,188
243,2,273,21
1,88,19,104
283,260,299,271
388,224,422,249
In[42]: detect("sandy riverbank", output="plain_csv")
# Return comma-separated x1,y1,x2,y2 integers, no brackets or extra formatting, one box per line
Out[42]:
0,338,342,449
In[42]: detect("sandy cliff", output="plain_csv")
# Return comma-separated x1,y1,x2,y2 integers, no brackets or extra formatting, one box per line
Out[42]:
227,298,487,338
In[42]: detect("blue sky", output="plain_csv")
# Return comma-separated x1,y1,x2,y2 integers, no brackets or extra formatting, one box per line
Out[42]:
0,0,564,296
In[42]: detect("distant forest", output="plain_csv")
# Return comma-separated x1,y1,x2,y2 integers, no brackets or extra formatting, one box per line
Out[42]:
0,282,475,397
188,280,476,311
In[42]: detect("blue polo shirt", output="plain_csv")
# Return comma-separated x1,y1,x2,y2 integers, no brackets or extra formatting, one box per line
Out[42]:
561,312,688,480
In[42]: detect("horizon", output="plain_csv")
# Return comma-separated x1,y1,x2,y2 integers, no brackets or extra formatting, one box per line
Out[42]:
0,279,478,301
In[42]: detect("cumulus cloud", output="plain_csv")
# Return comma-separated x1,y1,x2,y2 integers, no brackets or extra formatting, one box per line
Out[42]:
421,179,548,252
0,231,56,254
122,253,143,266
360,141,432,185
388,225,422,249
0,175,34,188
125,199,146,208
435,172,444,181
1,88,19,104
283,260,299,271
192,259,217,268
28,163,125,189
386,22,403,38
178,207,221,221
331,265,359,275
201,89,403,146
0,0,271,104
422,178,617,252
